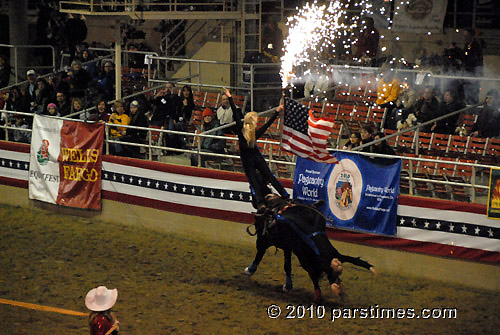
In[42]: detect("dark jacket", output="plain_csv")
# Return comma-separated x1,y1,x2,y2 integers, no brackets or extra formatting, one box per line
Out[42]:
472,105,500,138
434,100,465,134
407,97,440,132
201,119,225,153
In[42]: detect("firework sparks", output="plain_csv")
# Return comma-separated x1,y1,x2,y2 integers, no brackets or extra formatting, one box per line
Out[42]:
280,0,393,89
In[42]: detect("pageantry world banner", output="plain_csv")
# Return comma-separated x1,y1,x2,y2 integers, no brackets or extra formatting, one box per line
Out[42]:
293,152,401,235
28,115,104,210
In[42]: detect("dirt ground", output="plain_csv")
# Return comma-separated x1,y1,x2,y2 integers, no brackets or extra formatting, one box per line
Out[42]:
0,204,499,335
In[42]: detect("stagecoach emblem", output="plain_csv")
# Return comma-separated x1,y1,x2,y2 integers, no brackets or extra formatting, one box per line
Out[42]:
327,159,362,221
334,176,353,210
37,139,50,166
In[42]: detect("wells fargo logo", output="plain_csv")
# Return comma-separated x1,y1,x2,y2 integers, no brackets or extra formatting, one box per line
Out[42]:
37,139,50,166
61,148,100,182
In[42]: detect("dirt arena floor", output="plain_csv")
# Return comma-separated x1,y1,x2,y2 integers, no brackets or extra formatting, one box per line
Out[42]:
0,204,499,335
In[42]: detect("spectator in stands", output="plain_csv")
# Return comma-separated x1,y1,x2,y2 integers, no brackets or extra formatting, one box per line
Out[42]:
70,97,85,119
68,59,91,98
360,126,375,152
44,103,59,117
405,85,440,132
460,28,483,105
96,99,110,122
12,114,31,144
353,17,379,66
85,286,120,335
261,16,283,62
98,61,115,101
5,86,29,114
178,85,195,125
55,90,70,117
343,132,361,150
152,82,183,151
433,89,465,134
376,69,400,129
0,54,11,88
304,70,330,100
26,69,37,102
471,89,500,138
224,87,289,208
80,49,99,79
32,78,52,114
190,107,226,167
122,100,148,158
217,94,234,126
370,131,395,155
109,100,130,155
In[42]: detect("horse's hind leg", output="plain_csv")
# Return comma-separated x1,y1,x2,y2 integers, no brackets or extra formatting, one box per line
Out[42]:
282,248,293,291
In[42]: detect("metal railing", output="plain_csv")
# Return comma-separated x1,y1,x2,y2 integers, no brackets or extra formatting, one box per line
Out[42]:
146,55,282,111
0,109,496,204
0,44,56,84
59,1,235,13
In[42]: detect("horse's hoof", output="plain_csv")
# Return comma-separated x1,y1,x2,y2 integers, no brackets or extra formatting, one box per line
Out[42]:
244,267,256,276
282,283,293,292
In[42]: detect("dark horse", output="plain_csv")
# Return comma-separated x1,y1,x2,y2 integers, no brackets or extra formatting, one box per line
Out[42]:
245,195,376,303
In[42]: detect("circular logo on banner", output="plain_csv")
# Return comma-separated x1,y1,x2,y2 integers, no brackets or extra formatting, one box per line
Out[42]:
327,158,363,221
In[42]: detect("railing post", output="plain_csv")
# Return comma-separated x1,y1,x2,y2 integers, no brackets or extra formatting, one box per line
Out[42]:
148,129,152,161
409,160,414,195
197,61,201,91
197,132,202,167
13,47,18,84
250,64,254,111
471,166,476,203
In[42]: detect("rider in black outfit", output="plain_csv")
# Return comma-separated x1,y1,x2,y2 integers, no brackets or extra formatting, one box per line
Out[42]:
224,88,289,209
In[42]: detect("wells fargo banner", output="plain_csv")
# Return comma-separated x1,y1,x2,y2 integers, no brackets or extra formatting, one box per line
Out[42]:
293,152,401,235
487,168,500,219
28,115,104,210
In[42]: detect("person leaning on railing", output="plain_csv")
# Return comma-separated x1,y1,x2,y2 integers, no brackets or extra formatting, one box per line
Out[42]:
108,101,130,156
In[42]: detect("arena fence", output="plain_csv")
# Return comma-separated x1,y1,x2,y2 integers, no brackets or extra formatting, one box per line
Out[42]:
0,110,495,204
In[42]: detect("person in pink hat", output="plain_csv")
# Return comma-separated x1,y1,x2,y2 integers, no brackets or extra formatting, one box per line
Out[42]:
85,286,120,335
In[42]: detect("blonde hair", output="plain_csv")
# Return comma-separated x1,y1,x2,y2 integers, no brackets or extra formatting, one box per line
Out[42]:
243,112,258,147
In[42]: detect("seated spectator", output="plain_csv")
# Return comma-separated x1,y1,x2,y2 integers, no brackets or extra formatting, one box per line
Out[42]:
26,69,37,102
433,89,464,134
69,97,85,119
80,49,99,79
0,54,11,88
360,125,375,152
5,86,29,114
55,90,71,117
343,132,361,150
122,100,148,158
98,61,115,101
190,108,226,167
405,85,440,132
68,59,91,98
216,93,233,126
95,99,110,122
32,78,52,114
370,131,395,155
12,114,31,143
85,286,120,335
44,103,60,117
376,69,401,129
152,82,184,151
471,89,500,138
109,100,130,155
395,80,417,110
304,71,330,99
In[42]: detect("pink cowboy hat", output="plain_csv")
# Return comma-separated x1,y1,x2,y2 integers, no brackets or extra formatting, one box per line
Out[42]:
85,286,118,312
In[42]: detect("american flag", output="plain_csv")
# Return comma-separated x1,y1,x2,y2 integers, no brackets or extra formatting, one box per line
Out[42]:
281,97,337,164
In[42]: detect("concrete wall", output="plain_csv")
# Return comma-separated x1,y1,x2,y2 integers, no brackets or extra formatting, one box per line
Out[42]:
2,184,499,292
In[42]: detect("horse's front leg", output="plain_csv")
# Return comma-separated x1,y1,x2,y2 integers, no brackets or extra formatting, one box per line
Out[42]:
245,234,268,276
282,248,293,291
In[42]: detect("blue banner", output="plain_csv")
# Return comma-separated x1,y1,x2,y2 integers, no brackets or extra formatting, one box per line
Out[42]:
293,152,401,235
